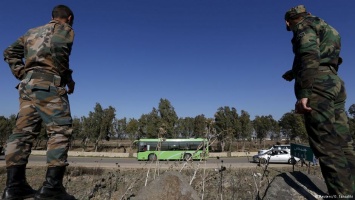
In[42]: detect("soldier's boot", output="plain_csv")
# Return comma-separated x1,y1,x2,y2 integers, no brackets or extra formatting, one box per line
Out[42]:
1,165,36,200
34,166,76,200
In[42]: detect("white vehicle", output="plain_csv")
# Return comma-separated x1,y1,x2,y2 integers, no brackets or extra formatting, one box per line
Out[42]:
257,144,291,155
253,149,299,164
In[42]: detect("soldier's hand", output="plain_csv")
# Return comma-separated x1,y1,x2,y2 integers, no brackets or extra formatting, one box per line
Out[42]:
282,70,294,81
295,98,312,114
67,80,75,94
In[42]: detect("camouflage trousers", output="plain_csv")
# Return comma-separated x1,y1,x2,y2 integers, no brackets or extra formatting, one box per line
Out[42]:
303,69,355,198
5,71,73,168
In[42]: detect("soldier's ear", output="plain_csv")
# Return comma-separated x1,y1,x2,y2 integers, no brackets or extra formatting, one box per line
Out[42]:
68,15,73,26
285,20,291,31
338,57,343,65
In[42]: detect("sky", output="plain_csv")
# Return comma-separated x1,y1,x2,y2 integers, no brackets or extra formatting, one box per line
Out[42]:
1,0,355,121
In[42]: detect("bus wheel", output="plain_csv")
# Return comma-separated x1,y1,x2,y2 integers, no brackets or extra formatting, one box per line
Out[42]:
184,153,192,161
148,154,157,161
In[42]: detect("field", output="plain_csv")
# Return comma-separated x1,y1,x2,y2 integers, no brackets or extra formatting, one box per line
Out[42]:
1,139,321,199
0,159,323,200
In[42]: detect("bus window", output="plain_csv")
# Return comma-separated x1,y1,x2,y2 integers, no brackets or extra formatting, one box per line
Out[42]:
139,143,147,152
146,142,157,150
160,142,169,151
169,143,179,150
179,142,189,150
189,142,200,150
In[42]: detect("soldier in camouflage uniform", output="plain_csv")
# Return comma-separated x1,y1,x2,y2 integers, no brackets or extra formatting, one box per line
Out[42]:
282,5,355,198
2,5,76,200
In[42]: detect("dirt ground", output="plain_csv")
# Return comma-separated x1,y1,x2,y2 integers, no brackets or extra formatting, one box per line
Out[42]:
0,161,323,200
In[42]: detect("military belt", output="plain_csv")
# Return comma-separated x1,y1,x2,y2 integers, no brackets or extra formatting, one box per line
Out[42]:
30,71,55,81
25,71,62,86
319,65,337,74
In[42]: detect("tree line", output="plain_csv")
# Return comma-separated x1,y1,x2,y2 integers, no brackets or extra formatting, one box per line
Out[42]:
1,98,355,152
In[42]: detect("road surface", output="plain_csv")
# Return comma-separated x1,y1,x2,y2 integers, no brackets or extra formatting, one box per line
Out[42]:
0,155,292,169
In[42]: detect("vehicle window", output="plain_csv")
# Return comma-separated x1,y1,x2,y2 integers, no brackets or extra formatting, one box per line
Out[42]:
179,142,189,150
160,142,169,151
273,145,290,150
169,144,179,150
189,142,200,150
146,142,157,150
139,143,147,152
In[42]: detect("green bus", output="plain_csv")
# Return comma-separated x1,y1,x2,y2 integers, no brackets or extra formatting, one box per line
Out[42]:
135,138,209,161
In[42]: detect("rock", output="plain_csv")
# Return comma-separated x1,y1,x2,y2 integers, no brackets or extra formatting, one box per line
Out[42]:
261,171,328,200
132,171,200,200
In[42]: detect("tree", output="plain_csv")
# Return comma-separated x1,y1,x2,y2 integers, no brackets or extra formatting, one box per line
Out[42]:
113,117,127,140
205,118,215,135
0,115,16,145
348,104,355,118
34,121,48,150
269,118,281,141
349,118,355,139
101,106,116,139
194,114,206,138
348,104,355,138
253,115,277,145
71,117,82,138
81,103,116,152
126,118,139,148
0,116,7,144
8,115,16,133
83,104,102,151
138,108,160,138
239,110,253,140
175,117,194,138
214,106,240,152
278,111,307,142
158,98,178,138
239,110,253,151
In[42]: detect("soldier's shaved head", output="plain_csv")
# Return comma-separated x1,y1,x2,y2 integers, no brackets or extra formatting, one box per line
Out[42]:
52,5,74,26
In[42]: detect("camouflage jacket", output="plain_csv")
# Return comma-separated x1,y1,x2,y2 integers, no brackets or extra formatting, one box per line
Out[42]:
3,20,75,83
290,15,341,99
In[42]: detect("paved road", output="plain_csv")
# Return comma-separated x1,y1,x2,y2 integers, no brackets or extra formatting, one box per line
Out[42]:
0,155,292,169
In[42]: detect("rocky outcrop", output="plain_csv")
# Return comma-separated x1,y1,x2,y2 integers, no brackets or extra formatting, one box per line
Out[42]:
260,171,328,200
